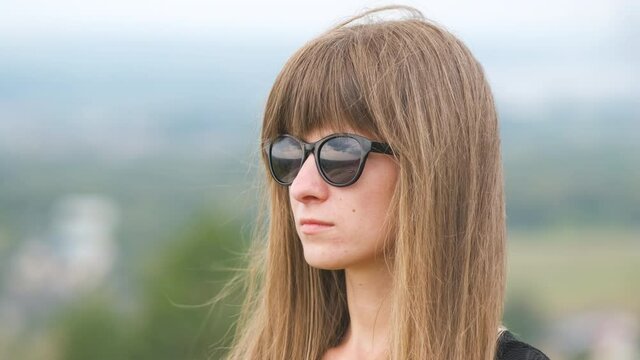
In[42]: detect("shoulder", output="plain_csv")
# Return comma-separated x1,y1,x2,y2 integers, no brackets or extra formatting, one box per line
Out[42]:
495,330,551,360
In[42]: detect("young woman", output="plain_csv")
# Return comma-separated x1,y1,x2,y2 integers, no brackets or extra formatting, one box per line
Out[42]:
224,5,550,360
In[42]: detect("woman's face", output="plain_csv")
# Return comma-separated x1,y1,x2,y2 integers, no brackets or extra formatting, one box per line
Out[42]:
289,127,399,270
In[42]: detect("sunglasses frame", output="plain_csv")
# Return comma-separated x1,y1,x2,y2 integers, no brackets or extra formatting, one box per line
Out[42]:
265,132,394,187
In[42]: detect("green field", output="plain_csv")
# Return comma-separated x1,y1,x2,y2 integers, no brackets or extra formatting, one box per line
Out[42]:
507,228,640,318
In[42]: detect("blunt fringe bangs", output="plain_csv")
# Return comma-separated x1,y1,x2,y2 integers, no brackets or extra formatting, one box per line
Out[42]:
261,27,380,142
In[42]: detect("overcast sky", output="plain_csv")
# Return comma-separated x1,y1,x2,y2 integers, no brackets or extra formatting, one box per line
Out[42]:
1,0,637,104
0,0,634,41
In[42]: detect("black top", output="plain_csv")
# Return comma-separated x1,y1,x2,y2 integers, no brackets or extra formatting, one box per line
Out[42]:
495,330,550,360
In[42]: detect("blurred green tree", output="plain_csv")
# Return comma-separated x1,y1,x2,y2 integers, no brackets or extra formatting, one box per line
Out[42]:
56,209,248,360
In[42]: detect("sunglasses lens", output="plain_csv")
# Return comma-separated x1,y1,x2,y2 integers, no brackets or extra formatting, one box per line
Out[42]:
319,136,362,185
270,136,303,184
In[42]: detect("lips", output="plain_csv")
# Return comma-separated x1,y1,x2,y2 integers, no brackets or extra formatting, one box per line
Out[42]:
299,218,334,234
300,218,334,226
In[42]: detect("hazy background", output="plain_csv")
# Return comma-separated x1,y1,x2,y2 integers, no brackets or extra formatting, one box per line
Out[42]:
0,1,638,359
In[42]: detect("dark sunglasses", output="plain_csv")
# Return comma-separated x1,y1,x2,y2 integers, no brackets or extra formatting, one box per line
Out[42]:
265,133,394,187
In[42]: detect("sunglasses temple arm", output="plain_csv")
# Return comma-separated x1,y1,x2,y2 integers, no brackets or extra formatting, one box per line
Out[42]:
371,142,394,155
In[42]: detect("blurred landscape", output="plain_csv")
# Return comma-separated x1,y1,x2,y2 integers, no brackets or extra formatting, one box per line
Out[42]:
1,15,639,360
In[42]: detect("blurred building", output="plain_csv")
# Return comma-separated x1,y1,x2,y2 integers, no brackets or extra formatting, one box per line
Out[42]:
0,194,119,354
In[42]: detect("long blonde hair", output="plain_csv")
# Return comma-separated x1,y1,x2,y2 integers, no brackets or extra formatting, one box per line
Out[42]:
224,5,506,360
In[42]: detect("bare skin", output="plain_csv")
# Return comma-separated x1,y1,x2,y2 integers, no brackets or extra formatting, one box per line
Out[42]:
321,261,392,359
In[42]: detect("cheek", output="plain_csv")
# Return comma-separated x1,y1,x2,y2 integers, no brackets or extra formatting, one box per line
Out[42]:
346,171,397,244
342,191,393,242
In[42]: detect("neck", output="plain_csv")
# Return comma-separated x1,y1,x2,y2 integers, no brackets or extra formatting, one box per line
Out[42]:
340,256,393,357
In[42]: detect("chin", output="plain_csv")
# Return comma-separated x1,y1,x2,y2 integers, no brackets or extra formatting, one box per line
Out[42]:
301,248,350,270
307,263,345,271
303,256,347,270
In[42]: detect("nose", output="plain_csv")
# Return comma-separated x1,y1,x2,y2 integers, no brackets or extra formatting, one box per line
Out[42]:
289,154,330,203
